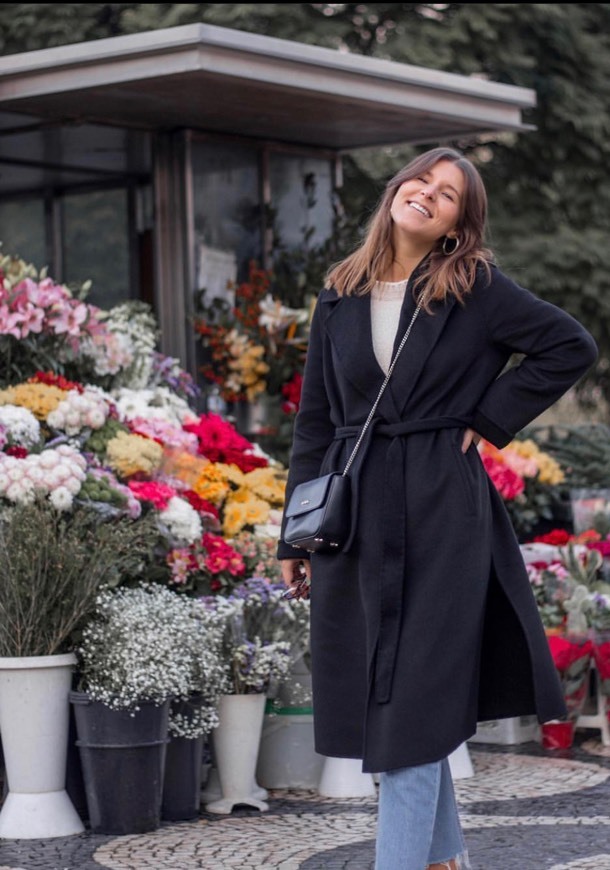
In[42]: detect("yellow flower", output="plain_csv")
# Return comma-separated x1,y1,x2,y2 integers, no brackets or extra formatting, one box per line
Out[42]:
242,467,286,505
0,383,67,419
223,491,270,536
194,464,231,505
105,431,163,478
537,456,565,485
222,500,249,537
508,439,564,485
508,439,539,460
224,336,269,400
214,463,246,487
228,486,252,504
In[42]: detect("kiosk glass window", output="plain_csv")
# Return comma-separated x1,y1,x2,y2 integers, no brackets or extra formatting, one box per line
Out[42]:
61,188,130,309
0,198,46,270
269,153,333,250
191,142,261,302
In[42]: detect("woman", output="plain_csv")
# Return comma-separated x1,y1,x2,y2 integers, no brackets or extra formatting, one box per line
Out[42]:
277,146,598,870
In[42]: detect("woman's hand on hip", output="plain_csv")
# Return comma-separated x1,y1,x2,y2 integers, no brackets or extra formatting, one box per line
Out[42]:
461,427,482,453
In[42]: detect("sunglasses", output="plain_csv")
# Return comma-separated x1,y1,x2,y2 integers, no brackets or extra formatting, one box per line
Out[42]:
282,575,311,601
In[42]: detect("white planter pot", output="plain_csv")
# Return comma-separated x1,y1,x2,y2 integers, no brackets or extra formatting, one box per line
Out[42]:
256,711,323,790
200,764,268,804
204,693,268,814
448,742,474,779
0,653,84,839
317,756,376,798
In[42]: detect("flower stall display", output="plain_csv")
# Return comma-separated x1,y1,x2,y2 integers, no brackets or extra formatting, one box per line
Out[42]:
195,261,309,405
0,251,288,588
0,249,309,828
74,584,226,723
479,436,566,540
194,261,310,462
522,533,610,747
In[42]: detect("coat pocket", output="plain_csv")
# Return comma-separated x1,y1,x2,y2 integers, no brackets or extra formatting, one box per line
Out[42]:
451,437,478,515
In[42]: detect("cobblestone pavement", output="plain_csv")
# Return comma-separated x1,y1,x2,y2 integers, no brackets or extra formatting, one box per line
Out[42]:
2,734,610,869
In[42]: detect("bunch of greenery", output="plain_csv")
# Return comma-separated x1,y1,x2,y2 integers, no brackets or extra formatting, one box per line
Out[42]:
0,497,159,657
525,424,610,491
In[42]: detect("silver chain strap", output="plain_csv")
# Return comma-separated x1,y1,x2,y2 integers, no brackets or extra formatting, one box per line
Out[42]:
342,303,422,476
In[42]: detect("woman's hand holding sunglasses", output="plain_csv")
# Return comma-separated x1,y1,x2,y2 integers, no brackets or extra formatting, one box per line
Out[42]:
280,558,311,600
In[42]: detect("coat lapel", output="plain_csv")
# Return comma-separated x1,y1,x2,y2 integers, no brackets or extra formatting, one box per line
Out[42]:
389,293,457,417
323,293,385,405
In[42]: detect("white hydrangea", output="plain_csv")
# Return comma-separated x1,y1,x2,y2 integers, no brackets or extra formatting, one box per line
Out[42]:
0,405,41,448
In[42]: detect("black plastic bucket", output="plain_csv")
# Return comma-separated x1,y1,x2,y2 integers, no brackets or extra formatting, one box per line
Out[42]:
162,694,205,821
70,691,170,834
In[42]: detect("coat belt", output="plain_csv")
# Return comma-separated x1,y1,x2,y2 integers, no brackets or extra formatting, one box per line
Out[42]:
333,415,471,704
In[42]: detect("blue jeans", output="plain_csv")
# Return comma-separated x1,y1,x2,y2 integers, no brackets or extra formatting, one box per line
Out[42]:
375,758,470,870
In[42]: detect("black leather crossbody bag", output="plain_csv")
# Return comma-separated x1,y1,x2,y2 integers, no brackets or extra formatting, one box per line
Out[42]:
283,302,422,554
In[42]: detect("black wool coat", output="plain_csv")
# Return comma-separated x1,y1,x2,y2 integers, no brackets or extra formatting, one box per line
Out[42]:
277,265,598,773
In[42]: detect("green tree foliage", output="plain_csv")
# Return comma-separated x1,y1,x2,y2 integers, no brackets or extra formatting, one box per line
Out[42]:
2,4,608,402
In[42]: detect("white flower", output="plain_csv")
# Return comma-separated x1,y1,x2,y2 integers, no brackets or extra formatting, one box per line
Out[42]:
64,476,83,496
0,448,86,508
77,584,227,733
39,451,60,469
47,389,109,435
6,463,24,482
5,480,36,504
258,293,309,333
0,405,40,448
112,387,195,427
159,496,202,545
49,486,74,511
25,465,45,485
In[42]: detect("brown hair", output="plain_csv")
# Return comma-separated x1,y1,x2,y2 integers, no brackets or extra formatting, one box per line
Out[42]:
325,147,494,310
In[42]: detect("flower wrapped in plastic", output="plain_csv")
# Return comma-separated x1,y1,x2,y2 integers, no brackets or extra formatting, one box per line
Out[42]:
199,578,310,695
546,634,593,722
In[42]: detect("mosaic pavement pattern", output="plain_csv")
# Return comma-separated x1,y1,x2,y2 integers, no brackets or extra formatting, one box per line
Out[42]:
2,735,610,869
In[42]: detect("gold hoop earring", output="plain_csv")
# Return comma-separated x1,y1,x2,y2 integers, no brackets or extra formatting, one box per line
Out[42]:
442,236,460,256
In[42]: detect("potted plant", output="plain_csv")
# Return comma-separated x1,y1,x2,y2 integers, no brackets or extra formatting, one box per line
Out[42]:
0,496,158,840
70,582,225,834
199,578,297,814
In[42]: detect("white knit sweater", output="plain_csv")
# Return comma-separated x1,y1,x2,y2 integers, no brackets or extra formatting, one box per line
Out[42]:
370,279,408,374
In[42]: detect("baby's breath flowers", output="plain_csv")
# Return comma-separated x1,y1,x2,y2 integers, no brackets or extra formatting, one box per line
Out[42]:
76,584,227,737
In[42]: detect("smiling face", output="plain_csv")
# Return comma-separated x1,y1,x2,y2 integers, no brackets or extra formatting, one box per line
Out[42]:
389,159,465,255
